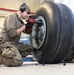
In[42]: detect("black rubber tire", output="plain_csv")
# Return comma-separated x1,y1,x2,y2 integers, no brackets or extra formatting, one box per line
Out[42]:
32,1,74,64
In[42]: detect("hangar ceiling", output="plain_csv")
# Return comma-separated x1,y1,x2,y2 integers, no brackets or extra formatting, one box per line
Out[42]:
0,0,55,11
0,0,73,15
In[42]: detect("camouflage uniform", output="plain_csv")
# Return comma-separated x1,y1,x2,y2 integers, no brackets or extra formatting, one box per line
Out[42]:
0,13,34,66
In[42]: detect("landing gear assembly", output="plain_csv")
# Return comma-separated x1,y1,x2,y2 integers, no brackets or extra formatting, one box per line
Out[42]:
32,1,74,64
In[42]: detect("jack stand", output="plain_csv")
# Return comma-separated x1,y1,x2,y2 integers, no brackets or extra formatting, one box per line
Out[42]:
35,63,38,65
42,63,45,66
63,61,66,66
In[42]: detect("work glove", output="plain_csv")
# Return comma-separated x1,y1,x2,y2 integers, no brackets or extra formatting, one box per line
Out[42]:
25,15,36,34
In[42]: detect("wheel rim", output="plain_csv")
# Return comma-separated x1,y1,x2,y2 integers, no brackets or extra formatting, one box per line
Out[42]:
32,16,46,49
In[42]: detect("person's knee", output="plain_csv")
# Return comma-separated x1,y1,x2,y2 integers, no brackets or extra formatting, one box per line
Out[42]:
2,57,23,67
2,45,16,58
13,59,23,67
10,60,23,67
1,45,23,67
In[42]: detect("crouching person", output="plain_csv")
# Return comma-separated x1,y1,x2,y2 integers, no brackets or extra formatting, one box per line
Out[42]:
0,3,35,67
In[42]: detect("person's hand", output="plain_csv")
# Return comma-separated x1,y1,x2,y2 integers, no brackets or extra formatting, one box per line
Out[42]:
25,15,36,34
25,23,33,34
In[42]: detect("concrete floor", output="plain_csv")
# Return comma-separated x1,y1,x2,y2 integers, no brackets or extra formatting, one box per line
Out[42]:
0,62,74,75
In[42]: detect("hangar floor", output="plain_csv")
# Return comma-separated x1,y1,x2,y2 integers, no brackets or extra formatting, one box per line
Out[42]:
0,61,74,75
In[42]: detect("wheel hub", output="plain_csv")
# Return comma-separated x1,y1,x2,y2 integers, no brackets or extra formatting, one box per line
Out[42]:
32,16,46,49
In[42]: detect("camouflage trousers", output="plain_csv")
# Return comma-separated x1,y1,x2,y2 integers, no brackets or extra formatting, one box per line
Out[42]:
0,42,34,67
